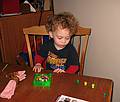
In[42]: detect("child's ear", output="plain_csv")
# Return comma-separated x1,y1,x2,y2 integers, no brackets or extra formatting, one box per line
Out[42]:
49,32,53,38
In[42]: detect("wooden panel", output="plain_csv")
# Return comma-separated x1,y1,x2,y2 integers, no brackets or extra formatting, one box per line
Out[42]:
0,12,41,64
0,28,3,64
0,50,2,64
40,10,53,25
0,10,53,65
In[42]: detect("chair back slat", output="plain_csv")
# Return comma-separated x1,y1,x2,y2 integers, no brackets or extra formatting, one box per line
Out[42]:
71,25,91,75
24,34,34,67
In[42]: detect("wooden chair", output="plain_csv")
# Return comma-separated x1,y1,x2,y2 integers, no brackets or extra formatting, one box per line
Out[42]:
23,25,91,75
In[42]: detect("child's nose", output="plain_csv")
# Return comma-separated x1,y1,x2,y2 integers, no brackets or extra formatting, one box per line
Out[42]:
62,39,66,43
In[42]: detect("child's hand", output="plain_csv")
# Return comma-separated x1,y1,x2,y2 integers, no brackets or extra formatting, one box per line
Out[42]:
53,68,65,73
33,63,43,73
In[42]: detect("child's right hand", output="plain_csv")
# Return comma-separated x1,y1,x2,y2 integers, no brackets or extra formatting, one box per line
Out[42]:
33,63,43,73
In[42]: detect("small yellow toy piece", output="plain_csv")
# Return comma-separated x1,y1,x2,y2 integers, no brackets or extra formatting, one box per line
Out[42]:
84,81,87,86
36,76,41,81
91,83,95,89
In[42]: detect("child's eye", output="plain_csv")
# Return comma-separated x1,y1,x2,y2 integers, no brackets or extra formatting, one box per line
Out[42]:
65,37,70,40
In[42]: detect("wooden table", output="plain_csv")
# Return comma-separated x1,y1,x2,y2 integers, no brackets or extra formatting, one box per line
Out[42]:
0,64,113,102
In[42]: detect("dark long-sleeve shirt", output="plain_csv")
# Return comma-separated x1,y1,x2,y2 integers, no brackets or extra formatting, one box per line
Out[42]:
35,39,80,74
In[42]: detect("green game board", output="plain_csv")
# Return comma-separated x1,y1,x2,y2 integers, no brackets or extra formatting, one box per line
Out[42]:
32,73,52,87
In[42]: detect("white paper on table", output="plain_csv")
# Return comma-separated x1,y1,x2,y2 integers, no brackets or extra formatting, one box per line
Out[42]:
56,95,88,102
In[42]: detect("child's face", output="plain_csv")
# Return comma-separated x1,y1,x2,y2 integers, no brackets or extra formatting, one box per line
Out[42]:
49,27,71,50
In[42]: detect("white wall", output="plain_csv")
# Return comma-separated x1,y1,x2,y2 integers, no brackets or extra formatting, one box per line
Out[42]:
54,0,120,102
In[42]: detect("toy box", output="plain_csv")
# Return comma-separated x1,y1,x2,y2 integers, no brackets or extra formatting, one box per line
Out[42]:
32,73,52,87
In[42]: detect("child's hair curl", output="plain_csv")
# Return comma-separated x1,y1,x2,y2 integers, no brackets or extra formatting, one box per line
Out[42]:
46,12,79,36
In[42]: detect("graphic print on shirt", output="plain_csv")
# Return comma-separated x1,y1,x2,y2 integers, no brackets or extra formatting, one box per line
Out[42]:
46,51,67,70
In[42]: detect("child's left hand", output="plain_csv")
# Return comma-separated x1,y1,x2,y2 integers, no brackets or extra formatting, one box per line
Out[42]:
53,68,65,73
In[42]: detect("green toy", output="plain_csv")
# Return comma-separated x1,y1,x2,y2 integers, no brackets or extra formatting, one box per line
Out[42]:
32,73,52,87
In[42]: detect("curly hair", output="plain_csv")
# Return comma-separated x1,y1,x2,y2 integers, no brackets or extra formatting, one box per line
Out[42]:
45,12,79,36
